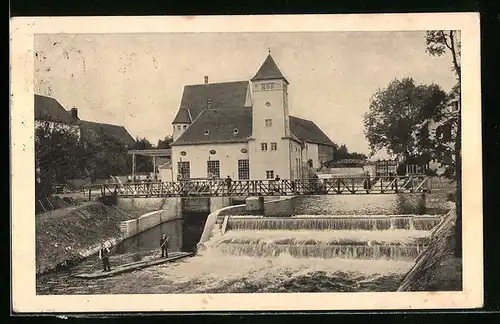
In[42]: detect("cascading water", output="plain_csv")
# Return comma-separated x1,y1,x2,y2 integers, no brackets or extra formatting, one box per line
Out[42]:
215,241,425,261
226,216,442,232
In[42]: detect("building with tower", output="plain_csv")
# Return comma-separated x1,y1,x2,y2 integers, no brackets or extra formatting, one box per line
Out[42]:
170,53,335,181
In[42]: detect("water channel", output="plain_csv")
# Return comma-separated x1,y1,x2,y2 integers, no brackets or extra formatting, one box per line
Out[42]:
36,194,444,295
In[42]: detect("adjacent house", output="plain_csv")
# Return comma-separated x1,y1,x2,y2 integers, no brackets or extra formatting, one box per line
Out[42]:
170,53,336,181
34,94,135,148
34,94,81,138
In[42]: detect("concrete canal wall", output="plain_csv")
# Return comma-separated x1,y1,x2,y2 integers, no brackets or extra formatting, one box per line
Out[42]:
36,202,132,274
197,196,297,249
397,206,462,291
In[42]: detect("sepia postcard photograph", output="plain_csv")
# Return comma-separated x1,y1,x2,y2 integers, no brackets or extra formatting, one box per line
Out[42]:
10,13,482,313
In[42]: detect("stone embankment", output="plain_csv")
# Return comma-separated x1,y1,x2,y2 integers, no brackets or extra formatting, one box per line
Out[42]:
36,202,146,274
397,203,462,291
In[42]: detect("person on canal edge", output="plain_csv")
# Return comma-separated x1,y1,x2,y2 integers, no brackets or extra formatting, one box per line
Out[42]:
160,233,169,258
99,242,112,272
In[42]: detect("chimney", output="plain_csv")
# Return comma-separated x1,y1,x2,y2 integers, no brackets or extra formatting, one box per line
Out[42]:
204,76,208,84
70,107,78,121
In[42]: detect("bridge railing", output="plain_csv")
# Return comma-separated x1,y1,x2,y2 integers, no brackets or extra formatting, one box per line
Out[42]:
99,175,430,197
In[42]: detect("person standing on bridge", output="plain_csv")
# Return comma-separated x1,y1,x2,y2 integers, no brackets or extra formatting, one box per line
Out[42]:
225,175,232,194
364,171,372,192
274,175,281,194
160,233,169,258
99,242,112,272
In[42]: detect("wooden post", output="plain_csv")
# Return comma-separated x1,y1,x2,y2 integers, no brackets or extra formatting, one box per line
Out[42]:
153,156,156,179
132,153,136,179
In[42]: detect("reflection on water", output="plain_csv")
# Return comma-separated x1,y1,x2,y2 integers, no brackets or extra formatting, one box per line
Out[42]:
291,194,427,215
115,219,183,255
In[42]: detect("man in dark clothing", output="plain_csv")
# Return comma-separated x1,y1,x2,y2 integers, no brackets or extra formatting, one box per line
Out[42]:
160,233,169,258
274,175,281,194
225,175,232,194
364,171,372,192
99,242,112,272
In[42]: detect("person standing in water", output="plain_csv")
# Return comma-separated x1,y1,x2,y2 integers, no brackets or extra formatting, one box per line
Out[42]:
99,242,112,272
160,233,169,258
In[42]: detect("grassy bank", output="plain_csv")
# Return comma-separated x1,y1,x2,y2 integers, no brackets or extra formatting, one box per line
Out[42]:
397,206,462,291
36,202,152,274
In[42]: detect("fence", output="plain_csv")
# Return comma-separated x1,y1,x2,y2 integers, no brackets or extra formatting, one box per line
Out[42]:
98,175,430,198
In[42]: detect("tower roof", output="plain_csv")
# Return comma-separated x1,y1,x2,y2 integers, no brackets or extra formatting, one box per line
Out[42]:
251,54,288,83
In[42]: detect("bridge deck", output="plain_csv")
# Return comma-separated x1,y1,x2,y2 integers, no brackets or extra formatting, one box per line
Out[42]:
97,176,430,198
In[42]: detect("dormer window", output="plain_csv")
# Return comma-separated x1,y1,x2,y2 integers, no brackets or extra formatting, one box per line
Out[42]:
233,128,239,135
204,130,209,136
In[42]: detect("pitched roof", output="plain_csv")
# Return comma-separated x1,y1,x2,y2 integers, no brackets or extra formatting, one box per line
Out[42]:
251,54,288,83
174,81,250,125
34,94,76,124
172,108,252,146
289,116,335,146
172,107,335,147
79,121,136,147
172,107,192,124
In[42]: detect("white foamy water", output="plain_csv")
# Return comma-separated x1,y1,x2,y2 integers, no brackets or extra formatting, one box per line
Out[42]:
138,249,414,293
217,229,430,244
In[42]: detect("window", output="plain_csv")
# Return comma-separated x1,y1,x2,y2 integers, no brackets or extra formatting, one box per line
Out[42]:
266,170,274,179
207,160,220,179
265,119,272,127
204,130,209,136
176,125,181,130
260,82,274,91
238,159,249,180
271,142,277,151
183,125,187,130
177,161,190,180
207,98,212,109
261,143,268,151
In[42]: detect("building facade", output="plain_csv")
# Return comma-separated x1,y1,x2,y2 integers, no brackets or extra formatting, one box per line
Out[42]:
170,54,336,181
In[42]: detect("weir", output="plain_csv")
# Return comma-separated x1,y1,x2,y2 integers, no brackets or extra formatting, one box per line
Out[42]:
225,215,442,231
214,242,426,261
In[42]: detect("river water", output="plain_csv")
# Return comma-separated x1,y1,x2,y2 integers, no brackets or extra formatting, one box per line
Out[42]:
36,194,441,295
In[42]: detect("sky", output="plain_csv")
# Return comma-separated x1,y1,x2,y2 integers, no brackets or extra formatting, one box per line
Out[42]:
34,31,458,157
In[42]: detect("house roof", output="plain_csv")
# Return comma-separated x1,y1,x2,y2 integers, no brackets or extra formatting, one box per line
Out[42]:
79,121,136,147
34,94,77,124
172,107,253,146
289,116,335,146
172,107,192,124
251,54,289,84
172,107,335,147
173,81,250,125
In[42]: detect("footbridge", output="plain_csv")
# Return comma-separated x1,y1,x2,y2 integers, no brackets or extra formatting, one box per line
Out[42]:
97,175,430,198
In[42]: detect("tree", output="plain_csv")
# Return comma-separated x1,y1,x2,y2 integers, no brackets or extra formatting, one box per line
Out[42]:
35,122,86,199
425,30,462,258
133,137,154,173
157,135,173,149
332,144,367,161
81,133,131,181
363,78,447,161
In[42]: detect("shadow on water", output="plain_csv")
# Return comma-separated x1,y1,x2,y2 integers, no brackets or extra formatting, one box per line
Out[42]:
182,212,210,252
114,211,210,255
